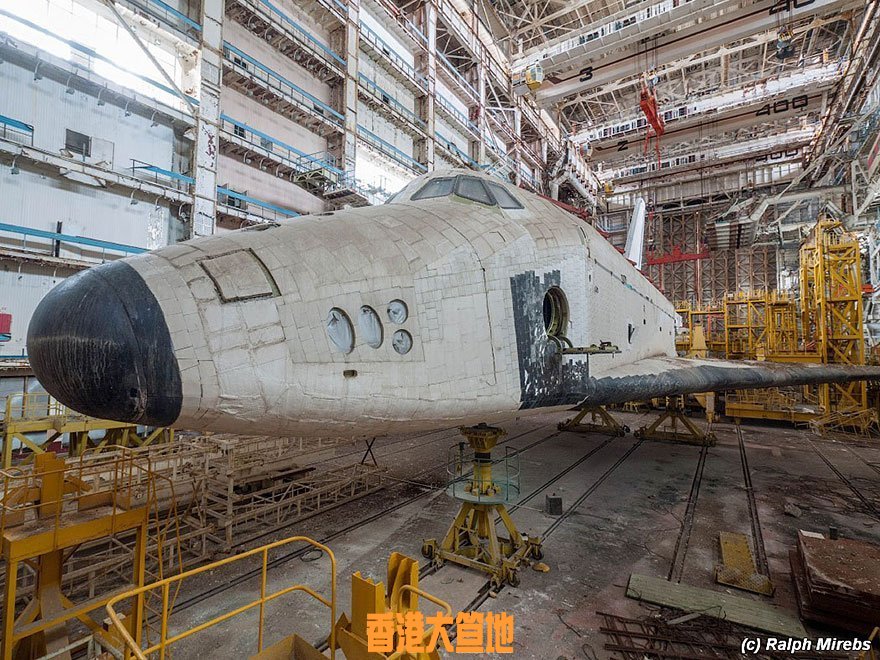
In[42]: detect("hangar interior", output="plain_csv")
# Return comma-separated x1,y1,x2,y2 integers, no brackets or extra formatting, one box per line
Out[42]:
1,0,880,658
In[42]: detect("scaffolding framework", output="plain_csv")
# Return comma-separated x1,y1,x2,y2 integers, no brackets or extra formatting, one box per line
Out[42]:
1,393,174,469
801,219,868,412
724,291,768,361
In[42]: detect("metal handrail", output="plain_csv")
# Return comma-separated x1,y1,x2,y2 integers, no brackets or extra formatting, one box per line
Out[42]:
435,95,479,137
3,392,66,422
389,584,452,616
0,113,34,146
106,535,337,660
357,73,426,129
445,443,521,504
0,447,162,568
359,22,427,89
223,43,343,124
243,0,345,67
357,125,427,172
0,446,187,656
219,115,343,175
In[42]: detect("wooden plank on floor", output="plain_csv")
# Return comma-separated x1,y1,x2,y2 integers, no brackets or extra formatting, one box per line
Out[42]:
626,573,807,637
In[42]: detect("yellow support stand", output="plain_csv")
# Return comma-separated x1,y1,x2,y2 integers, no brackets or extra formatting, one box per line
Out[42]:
557,406,629,436
421,425,542,588
634,397,716,446
801,218,869,414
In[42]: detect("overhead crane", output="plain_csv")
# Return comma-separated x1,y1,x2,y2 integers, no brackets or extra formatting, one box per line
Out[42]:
586,87,830,164
526,0,861,105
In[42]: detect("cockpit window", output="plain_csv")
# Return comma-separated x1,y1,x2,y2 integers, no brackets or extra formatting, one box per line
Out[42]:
487,183,524,209
411,177,455,200
409,174,514,207
455,176,495,205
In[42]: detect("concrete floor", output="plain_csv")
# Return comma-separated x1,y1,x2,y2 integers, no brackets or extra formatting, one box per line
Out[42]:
161,409,880,659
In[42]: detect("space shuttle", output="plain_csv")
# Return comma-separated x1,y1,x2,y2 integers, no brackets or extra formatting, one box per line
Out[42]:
26,169,880,436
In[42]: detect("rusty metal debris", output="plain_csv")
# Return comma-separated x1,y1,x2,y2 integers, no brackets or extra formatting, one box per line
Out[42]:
790,530,880,635
598,611,846,660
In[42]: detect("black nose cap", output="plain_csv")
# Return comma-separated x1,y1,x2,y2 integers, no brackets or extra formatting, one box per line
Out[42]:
27,260,182,426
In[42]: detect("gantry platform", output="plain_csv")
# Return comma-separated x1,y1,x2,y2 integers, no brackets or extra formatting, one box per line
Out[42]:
1,452,153,659
1,392,173,468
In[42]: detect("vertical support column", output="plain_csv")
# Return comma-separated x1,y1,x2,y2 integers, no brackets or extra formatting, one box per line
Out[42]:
417,1,437,171
129,520,149,644
192,0,223,238
469,47,486,167
513,106,522,185
695,211,703,305
331,0,359,180
1,557,17,660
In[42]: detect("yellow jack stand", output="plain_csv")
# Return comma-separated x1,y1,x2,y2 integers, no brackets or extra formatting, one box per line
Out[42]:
557,406,630,436
421,425,542,588
634,397,716,446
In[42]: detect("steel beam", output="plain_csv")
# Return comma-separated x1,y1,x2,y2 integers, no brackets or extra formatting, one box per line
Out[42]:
575,62,838,150
534,0,861,105
192,0,223,237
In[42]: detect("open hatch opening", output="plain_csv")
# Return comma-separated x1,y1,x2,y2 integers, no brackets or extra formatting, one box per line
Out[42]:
543,287,569,338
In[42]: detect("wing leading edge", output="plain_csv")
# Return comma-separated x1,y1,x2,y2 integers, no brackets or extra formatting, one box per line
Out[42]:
579,357,880,407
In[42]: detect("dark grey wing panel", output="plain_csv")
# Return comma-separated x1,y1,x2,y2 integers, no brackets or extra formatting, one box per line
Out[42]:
579,357,880,407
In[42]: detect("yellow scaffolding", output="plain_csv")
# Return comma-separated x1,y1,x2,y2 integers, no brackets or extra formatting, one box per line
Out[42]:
675,300,725,356
724,291,767,360
801,219,868,413
1,393,173,468
0,449,178,659
726,219,873,431
764,291,810,360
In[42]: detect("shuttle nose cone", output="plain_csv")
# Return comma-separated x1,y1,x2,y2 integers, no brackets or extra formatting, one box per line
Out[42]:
27,261,182,426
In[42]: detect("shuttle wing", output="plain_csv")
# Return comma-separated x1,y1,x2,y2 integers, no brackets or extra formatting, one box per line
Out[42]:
579,356,880,407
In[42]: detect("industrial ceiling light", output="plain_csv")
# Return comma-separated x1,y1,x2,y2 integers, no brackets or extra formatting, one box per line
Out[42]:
130,191,139,205
65,75,75,94
33,61,42,81
97,89,106,106
150,111,158,127
10,158,19,175
124,102,132,117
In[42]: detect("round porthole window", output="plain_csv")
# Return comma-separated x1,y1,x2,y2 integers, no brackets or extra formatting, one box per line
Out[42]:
387,299,408,324
543,287,569,338
392,329,413,355
359,305,383,348
326,308,354,354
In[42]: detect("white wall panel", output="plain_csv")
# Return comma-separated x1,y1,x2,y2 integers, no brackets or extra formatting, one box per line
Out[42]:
357,101,414,156
217,154,326,214
224,21,331,104
0,60,175,172
436,116,468,153
0,265,77,356
0,166,172,257
273,0,333,48
220,87,327,157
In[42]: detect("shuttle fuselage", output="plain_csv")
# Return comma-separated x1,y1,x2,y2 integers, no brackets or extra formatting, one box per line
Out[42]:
28,169,677,435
